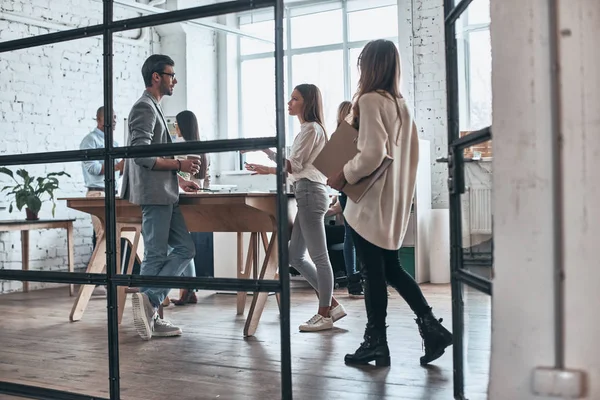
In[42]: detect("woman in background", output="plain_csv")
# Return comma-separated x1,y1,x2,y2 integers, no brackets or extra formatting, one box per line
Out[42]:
326,100,364,298
174,110,210,189
245,84,346,332
328,40,452,367
168,110,209,306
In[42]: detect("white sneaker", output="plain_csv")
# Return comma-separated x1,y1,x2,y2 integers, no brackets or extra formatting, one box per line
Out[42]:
330,304,347,322
132,293,156,341
153,316,183,337
299,314,333,332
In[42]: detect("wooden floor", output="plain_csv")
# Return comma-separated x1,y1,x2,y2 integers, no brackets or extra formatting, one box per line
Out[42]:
0,283,490,399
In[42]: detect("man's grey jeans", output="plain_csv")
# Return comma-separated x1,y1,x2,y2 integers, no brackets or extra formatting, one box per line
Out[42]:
139,202,195,308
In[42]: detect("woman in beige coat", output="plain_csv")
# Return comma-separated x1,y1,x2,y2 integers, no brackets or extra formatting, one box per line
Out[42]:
328,39,452,367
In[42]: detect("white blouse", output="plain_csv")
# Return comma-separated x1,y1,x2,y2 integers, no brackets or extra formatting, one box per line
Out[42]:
288,121,327,185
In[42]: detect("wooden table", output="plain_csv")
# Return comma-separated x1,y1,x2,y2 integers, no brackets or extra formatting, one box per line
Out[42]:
0,219,75,295
61,193,295,337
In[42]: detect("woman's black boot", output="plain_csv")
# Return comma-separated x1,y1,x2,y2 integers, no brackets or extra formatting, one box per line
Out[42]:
344,324,391,367
415,309,453,365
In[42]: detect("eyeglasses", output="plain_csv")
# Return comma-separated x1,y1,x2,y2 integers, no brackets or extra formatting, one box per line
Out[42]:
158,72,176,79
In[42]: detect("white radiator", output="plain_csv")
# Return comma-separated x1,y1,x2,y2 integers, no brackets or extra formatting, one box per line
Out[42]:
468,187,492,234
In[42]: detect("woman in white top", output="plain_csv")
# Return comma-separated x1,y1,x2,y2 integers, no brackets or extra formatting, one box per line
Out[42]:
328,40,452,366
245,84,346,332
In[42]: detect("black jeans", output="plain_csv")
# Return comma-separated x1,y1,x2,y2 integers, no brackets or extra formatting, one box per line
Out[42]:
351,230,430,330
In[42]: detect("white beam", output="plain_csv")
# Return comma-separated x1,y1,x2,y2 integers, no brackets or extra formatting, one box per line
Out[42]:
101,0,273,44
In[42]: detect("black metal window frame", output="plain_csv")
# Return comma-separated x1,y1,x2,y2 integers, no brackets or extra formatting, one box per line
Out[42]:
444,0,492,398
0,1,292,399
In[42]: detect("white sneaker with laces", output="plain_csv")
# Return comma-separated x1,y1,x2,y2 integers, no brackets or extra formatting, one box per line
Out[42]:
299,314,333,332
132,292,156,341
153,316,183,337
330,304,347,322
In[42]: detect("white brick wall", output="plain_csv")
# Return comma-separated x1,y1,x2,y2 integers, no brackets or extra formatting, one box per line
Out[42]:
412,0,449,208
0,0,157,293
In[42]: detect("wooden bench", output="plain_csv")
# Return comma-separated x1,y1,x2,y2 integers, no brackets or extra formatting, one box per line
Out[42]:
0,219,75,295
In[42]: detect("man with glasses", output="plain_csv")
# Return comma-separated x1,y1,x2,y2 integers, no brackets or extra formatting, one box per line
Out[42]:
121,54,201,340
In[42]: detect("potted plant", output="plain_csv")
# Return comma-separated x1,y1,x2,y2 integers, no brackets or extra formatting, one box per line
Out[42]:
0,167,71,220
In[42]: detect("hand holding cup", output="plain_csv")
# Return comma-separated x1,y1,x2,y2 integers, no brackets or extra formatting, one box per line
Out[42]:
180,156,201,175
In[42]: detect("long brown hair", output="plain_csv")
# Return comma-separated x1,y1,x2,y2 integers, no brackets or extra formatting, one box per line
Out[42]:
176,110,208,172
294,84,326,135
336,101,353,127
352,39,403,128
176,110,200,142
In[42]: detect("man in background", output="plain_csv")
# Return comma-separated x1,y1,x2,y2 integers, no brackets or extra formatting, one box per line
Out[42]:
80,106,124,296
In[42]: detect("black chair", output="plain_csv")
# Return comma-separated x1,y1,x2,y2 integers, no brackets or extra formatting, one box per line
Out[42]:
325,221,348,288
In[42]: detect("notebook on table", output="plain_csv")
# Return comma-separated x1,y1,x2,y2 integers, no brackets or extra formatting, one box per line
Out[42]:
313,121,393,203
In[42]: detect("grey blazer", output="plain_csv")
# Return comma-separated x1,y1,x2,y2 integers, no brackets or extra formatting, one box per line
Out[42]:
121,91,179,205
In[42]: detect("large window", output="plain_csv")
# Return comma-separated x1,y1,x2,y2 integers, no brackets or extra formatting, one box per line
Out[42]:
457,0,492,134
291,50,345,135
238,0,398,166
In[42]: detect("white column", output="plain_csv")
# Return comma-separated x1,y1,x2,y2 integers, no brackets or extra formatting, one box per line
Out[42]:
490,0,600,398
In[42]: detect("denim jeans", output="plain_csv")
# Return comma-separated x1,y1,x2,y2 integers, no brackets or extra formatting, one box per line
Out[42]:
139,202,196,308
289,179,334,308
338,193,358,276
167,247,196,278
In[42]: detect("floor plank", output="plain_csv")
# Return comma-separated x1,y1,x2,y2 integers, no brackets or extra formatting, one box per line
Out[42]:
0,283,490,399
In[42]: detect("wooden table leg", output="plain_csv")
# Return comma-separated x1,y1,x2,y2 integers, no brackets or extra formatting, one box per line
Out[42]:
69,233,106,322
244,232,278,337
118,229,141,324
237,233,257,315
21,230,29,293
236,232,244,314
66,222,75,296
259,233,280,309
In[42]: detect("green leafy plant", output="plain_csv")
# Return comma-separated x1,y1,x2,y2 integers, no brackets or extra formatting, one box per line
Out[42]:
0,167,71,218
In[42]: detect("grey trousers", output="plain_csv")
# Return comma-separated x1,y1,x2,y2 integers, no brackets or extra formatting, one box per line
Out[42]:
139,203,196,308
289,179,334,308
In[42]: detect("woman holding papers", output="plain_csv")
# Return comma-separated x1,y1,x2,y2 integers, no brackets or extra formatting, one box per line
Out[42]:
245,84,346,332
327,39,452,367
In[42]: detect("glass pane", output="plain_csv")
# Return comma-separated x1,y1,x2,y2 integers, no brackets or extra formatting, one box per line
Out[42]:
467,0,491,25
290,9,343,49
0,279,109,397
239,57,288,166
467,29,492,131
0,38,105,154
112,0,240,23
463,286,492,399
240,19,285,56
290,50,345,136
460,139,493,280
240,58,276,138
349,47,362,96
0,2,100,32
347,5,398,42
